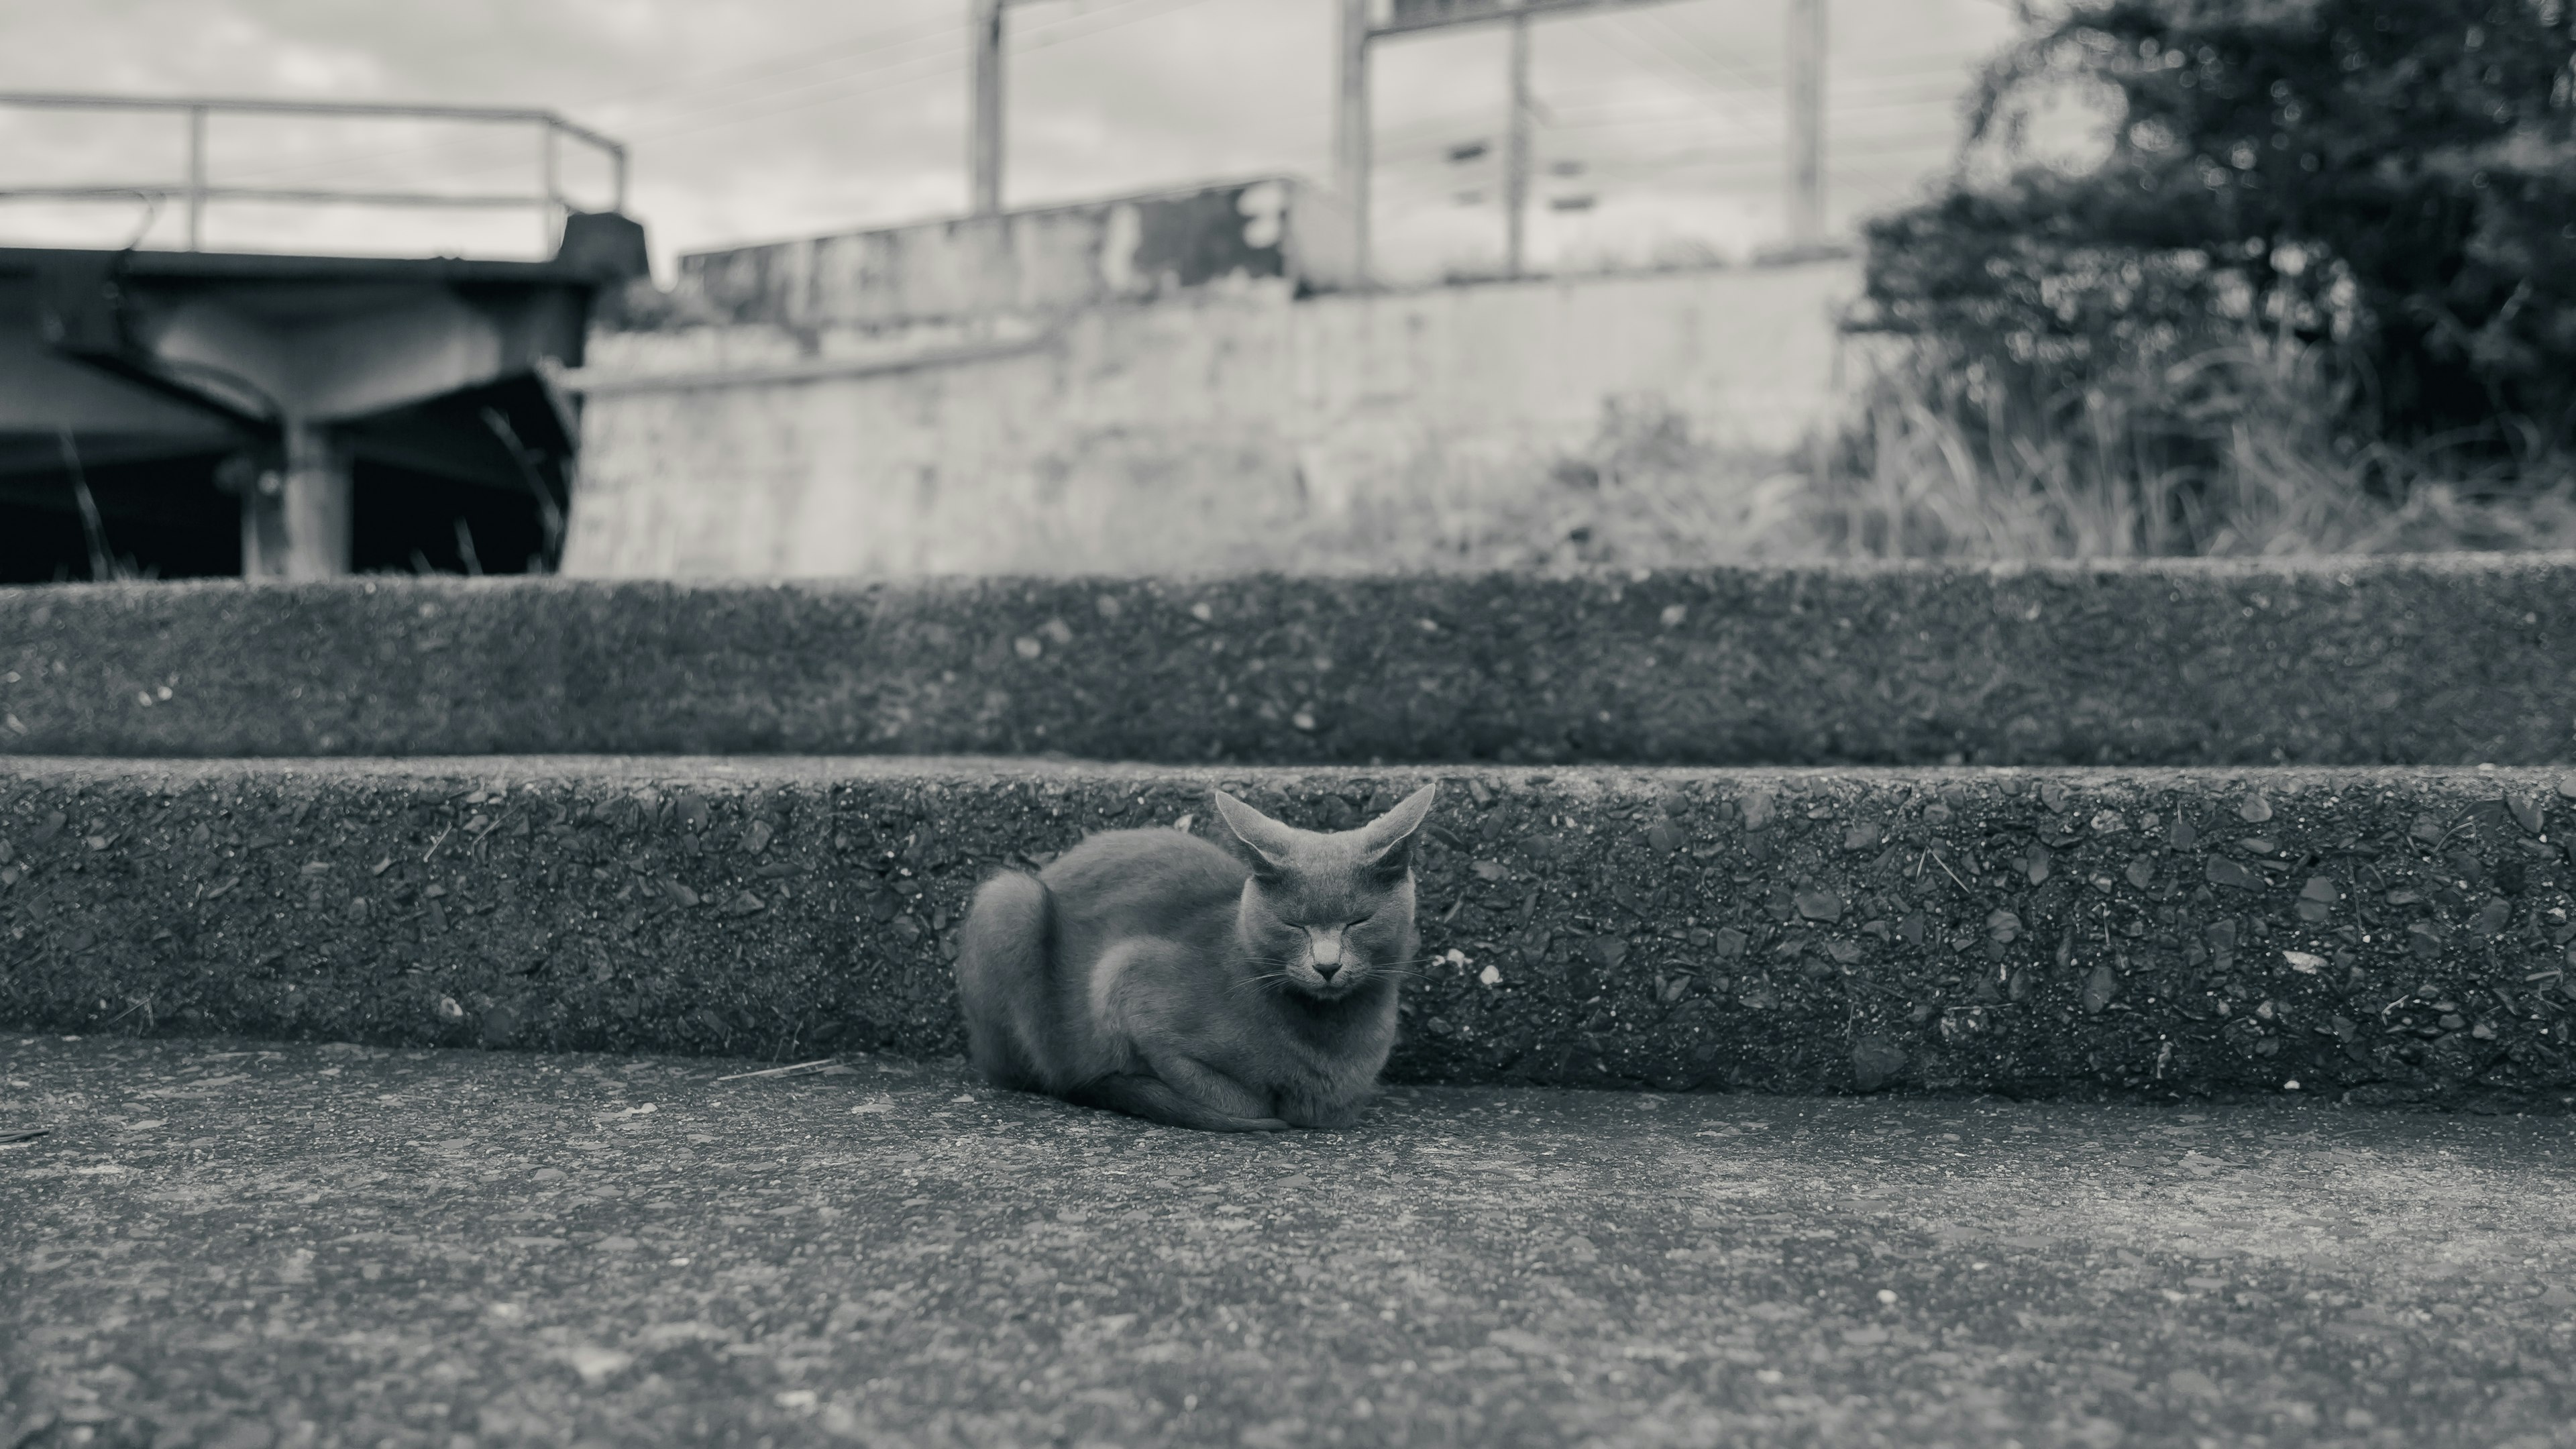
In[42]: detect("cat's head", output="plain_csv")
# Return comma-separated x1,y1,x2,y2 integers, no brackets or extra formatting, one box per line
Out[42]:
1210,784,1439,1000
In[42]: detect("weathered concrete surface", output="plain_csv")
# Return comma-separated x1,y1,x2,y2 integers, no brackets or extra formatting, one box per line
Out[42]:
7,556,2576,763
6,757,2575,1104
661,176,1344,331
4,1036,2573,1448
567,262,1856,577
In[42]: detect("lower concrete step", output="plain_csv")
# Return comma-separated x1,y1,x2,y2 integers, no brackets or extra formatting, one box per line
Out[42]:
5,1036,2573,1446
5,757,2575,1104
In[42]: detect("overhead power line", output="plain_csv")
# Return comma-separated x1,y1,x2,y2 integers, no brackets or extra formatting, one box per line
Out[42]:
1582,16,1774,138
220,11,962,186
223,0,1208,192
625,0,1212,149
1629,8,1772,92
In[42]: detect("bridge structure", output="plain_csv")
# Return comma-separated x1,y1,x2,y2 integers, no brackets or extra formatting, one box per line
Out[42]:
0,93,647,582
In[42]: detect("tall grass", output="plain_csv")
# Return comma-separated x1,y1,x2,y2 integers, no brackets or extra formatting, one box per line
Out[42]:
1794,329,2576,561
1263,327,2576,572
1249,397,1811,575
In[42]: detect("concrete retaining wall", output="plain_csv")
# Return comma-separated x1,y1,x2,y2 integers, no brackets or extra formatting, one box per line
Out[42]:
5,557,2573,764
562,261,1857,578
673,176,1356,330
5,757,2573,1104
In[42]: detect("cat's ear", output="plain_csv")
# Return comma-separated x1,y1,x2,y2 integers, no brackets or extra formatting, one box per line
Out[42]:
1211,789,1298,879
1357,783,1439,876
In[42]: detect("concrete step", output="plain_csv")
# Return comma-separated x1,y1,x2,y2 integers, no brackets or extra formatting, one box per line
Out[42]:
7,555,2573,765
6,756,2573,1104
6,1035,2573,1447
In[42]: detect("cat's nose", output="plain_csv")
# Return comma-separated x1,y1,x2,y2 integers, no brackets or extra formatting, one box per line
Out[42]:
1312,961,1341,981
1308,928,1344,967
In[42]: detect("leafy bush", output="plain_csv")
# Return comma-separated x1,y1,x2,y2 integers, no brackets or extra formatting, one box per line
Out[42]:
1857,0,2576,476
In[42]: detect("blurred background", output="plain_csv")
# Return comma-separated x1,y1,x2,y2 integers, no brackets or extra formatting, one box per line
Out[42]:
0,0,2010,275
5,0,2572,582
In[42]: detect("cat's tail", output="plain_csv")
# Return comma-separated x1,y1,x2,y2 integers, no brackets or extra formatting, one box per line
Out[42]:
954,869,1055,1092
1064,1073,1291,1132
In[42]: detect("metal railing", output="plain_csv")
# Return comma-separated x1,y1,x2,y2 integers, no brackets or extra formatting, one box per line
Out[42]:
0,91,627,252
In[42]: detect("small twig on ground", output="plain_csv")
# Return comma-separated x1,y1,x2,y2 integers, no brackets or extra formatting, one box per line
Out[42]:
715,1057,842,1083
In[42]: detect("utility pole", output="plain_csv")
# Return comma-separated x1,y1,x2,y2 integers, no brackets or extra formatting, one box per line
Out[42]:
1502,4,1533,278
969,0,1006,216
1334,0,1371,284
1784,0,1826,246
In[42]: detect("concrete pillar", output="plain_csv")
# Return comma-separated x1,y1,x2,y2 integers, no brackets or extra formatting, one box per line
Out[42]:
241,419,351,578
1503,7,1533,278
1785,0,1827,246
1334,0,1371,284
969,0,1006,217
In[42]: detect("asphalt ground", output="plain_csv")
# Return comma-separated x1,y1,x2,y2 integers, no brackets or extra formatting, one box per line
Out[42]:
5,1035,2574,1448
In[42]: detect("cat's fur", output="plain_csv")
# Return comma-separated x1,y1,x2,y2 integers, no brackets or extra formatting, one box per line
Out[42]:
954,784,1438,1132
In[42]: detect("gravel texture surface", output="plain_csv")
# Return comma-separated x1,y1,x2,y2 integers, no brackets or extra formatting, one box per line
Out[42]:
5,1035,2574,1448
7,757,2576,1102
6,557,2573,765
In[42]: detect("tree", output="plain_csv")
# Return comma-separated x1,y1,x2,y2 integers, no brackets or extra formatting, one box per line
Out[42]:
1858,0,2576,461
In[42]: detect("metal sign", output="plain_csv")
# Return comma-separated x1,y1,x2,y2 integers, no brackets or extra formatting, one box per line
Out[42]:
1374,0,1686,40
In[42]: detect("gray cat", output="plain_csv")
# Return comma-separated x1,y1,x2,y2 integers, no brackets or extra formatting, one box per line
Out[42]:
955,784,1439,1132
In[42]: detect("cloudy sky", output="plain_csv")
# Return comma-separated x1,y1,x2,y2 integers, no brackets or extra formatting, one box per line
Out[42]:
0,0,2017,282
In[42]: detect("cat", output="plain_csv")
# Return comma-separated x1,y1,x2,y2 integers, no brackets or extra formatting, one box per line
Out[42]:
954,784,1438,1132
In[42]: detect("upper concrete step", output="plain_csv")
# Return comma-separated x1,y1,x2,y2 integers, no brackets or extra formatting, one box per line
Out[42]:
6,555,2573,765
6,755,2571,1104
